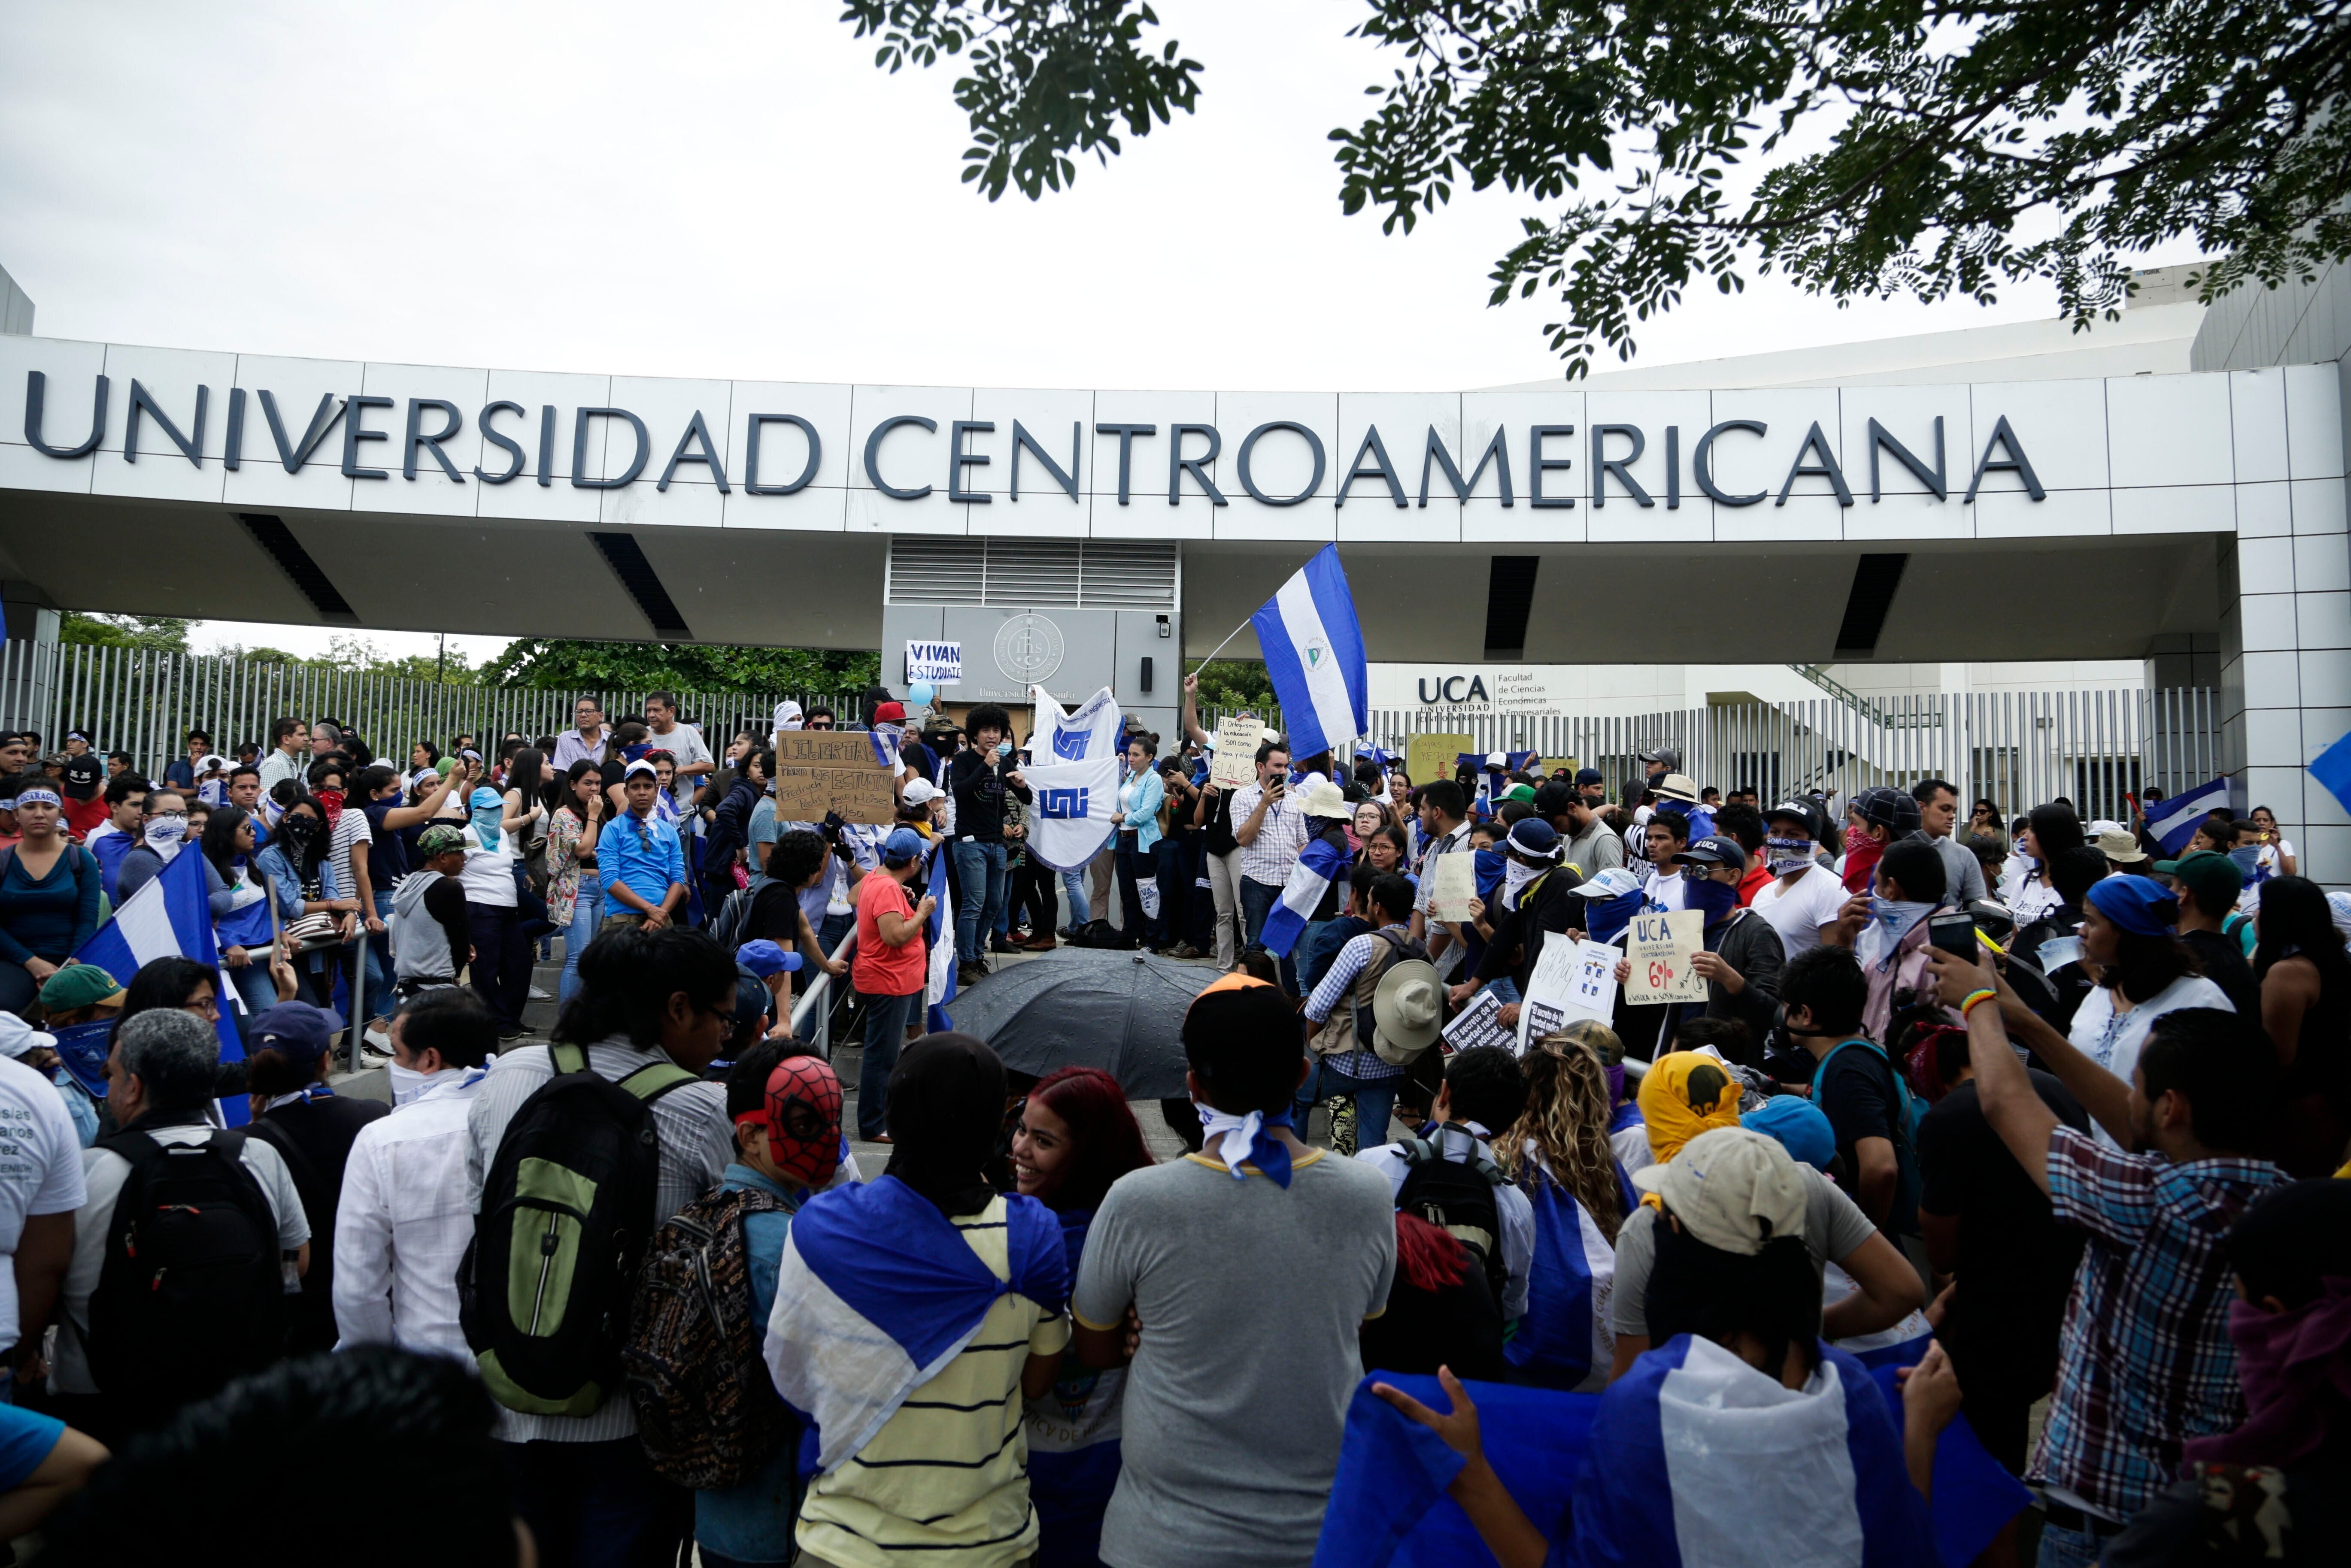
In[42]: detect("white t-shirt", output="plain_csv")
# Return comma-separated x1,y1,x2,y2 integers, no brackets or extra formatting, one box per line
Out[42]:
2070,973,2235,1147
0,1056,86,1356
1749,866,1849,957
458,823,518,907
55,1120,309,1393
646,722,712,774
1639,865,1688,913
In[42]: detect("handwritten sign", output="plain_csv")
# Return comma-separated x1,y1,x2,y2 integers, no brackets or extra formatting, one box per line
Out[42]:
905,639,962,684
1624,911,1708,1005
1210,716,1263,790
772,731,896,824
1406,733,1475,791
1518,938,1620,1051
1428,852,1477,924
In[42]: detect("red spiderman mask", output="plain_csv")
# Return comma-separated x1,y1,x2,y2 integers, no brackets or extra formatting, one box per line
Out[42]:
736,1055,843,1189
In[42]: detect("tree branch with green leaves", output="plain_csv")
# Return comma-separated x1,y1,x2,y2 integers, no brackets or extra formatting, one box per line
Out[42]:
844,0,2351,375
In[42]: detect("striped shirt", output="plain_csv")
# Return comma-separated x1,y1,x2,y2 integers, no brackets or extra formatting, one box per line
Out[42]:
1231,782,1307,889
798,1194,1072,1568
463,1036,732,1444
2033,1127,2287,1520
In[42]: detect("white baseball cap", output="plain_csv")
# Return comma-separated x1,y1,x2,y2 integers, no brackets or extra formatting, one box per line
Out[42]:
1629,1127,1808,1256
902,778,941,807
622,759,659,781
0,1012,55,1060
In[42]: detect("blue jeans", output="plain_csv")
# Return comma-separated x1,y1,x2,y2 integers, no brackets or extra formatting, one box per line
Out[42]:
498,1435,689,1568
1239,877,1298,991
560,882,604,1004
2036,1520,2112,1568
360,888,394,1017
225,957,279,1032
1060,870,1091,928
1298,1055,1400,1147
951,839,1009,964
858,989,925,1139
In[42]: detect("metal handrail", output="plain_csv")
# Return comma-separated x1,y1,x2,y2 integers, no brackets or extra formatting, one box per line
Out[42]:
789,928,859,1052
1788,664,1944,728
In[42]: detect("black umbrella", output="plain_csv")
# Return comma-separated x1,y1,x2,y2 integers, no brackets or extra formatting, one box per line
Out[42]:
948,947,1223,1099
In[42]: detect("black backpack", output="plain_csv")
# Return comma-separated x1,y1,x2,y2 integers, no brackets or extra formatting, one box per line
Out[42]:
1392,1124,1511,1308
85,1128,287,1416
458,1041,699,1418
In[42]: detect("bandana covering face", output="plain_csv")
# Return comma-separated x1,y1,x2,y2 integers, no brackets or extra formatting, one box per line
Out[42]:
468,787,504,852
755,1055,845,1189
1195,1101,1295,1188
314,787,345,826
1683,875,1740,925
1765,835,1814,877
143,816,188,860
1867,896,1937,965
1502,856,1544,911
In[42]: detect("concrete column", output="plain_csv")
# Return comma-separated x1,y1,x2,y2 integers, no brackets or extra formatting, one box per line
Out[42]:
2219,364,2351,885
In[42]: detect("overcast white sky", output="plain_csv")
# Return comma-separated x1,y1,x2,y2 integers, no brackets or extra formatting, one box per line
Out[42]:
0,0,2195,660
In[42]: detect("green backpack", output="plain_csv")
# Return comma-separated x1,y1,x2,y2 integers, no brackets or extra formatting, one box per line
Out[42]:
458,1042,698,1417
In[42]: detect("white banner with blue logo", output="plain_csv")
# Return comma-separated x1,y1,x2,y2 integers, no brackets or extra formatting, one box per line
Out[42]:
1023,685,1122,873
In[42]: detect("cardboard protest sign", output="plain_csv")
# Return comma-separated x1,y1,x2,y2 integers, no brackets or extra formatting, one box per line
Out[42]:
1518,938,1621,1050
1428,852,1477,924
1624,911,1708,1005
772,731,897,824
1406,733,1474,790
1210,715,1264,789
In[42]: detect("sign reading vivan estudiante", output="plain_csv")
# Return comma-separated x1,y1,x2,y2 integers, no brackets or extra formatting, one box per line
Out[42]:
15,334,2260,547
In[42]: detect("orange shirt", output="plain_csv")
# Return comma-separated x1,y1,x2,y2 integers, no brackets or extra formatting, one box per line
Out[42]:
852,868,928,997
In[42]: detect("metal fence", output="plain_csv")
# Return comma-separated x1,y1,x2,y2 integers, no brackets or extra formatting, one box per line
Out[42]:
0,641,867,779
1365,687,2224,825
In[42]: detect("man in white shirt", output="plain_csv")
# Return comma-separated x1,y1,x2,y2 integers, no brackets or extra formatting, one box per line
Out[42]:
54,1011,310,1437
1638,813,1690,913
0,1044,84,1392
1231,741,1307,941
335,989,500,1361
644,691,714,784
1410,778,1476,980
1749,800,1849,958
256,716,308,795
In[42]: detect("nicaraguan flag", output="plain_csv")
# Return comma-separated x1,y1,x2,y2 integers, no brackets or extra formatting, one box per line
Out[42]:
924,846,956,1032
2147,777,2232,855
1251,544,1368,762
1502,1174,1617,1392
1256,833,1352,957
74,845,248,1123
764,1175,1067,1472
1315,1340,2024,1568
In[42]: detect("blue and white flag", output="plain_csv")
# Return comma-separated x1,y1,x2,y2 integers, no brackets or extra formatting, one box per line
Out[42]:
2147,777,2232,856
764,1175,1067,1472
1256,833,1353,958
1502,1173,1617,1392
924,845,957,1033
1316,1340,2024,1568
74,844,248,1122
1022,685,1122,873
1251,544,1368,763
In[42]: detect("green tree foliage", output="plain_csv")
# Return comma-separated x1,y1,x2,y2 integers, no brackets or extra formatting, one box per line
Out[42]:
1186,658,1277,712
479,639,880,694
841,0,2351,374
59,612,192,653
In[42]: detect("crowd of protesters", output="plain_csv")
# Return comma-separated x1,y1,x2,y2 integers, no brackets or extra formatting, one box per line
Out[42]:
0,687,2333,1568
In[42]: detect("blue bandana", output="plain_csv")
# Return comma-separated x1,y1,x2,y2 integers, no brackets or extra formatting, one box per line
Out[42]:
1196,1102,1296,1188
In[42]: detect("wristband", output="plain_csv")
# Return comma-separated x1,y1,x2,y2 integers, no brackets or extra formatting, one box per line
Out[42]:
1960,988,1997,1016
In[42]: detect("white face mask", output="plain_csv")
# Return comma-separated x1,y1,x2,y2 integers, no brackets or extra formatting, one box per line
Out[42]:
387,1061,434,1106
144,816,189,861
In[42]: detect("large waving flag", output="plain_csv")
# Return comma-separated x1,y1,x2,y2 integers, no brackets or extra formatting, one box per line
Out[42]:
1501,1174,1616,1392
1256,833,1353,957
1251,544,1368,763
1316,1342,2025,1568
1023,685,1122,873
2147,777,2232,855
925,846,957,1033
74,845,249,1123
764,1176,1067,1472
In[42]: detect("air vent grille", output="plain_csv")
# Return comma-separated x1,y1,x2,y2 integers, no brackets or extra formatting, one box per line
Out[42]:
887,538,1177,609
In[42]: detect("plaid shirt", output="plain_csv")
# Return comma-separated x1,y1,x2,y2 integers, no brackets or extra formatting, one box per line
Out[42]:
2033,1126,2287,1519
1231,781,1307,889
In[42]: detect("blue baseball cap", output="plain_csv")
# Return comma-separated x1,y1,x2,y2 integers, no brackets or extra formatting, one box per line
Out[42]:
734,939,804,978
252,1001,342,1065
1574,767,1605,787
882,827,926,866
2085,872,2180,938
1743,1094,1837,1172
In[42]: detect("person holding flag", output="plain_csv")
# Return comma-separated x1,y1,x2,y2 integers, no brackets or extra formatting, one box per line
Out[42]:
849,826,935,1143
